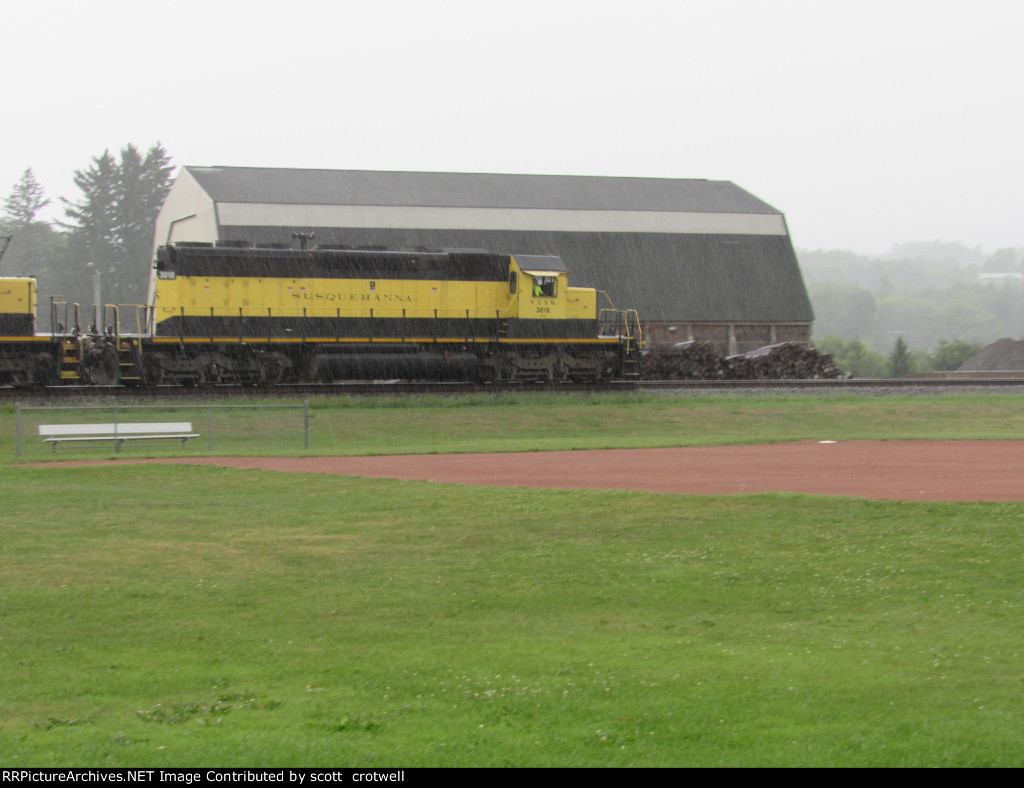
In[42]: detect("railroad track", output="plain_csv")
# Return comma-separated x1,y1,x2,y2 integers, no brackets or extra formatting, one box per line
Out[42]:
1,381,639,400
641,377,1024,391
3,376,1024,401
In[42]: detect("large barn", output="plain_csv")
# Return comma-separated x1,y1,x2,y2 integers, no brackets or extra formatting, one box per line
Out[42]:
153,167,814,353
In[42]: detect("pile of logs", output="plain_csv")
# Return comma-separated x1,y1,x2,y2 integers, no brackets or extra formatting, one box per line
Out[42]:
640,342,845,380
639,341,728,380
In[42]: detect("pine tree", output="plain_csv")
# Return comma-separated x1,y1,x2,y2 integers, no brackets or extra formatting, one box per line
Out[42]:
61,149,120,270
60,143,174,304
3,168,51,226
888,335,913,378
1,169,65,286
117,143,174,288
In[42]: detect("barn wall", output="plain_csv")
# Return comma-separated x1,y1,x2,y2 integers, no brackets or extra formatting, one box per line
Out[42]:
216,224,814,344
152,170,219,249
644,322,812,354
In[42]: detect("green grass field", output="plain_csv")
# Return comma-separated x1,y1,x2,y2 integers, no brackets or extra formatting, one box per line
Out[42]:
8,391,1024,460
2,392,1023,766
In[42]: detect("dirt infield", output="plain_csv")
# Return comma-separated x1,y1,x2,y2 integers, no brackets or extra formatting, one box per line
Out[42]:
44,440,1024,502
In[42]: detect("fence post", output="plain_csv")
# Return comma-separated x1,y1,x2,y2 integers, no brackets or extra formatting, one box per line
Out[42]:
304,401,310,450
15,402,21,457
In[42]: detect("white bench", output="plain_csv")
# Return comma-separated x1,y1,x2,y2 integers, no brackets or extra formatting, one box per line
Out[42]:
39,422,200,452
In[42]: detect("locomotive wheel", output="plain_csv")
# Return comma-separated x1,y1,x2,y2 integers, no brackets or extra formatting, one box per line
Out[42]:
181,363,208,387
32,353,59,385
8,367,29,386
258,352,289,384
145,359,166,385
481,361,506,383
260,363,283,385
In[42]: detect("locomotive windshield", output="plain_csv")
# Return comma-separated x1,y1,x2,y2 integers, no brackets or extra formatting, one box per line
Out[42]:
532,276,557,297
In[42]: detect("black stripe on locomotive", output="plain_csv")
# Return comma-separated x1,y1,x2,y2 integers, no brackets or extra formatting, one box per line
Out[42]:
154,315,600,341
0,314,35,335
156,244,514,282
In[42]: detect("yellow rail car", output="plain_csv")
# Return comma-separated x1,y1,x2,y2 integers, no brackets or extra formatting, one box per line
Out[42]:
0,277,62,385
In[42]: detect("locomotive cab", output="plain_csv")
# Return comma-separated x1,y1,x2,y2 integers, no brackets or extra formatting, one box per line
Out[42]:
507,255,597,323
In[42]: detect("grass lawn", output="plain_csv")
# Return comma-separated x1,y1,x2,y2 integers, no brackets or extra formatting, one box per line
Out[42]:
1,392,1023,766
7,390,1024,459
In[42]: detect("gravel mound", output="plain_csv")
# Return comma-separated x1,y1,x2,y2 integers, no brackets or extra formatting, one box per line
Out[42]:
958,338,1024,371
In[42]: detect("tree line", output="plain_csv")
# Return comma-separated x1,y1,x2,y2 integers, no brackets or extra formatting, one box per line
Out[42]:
0,143,173,315
800,243,1023,375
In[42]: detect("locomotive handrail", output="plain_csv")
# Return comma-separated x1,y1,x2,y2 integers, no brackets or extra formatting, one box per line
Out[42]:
41,297,79,337
624,308,645,350
597,290,618,311
109,304,150,336
135,304,151,336
45,296,63,335
598,306,645,350
106,305,119,341
598,307,622,335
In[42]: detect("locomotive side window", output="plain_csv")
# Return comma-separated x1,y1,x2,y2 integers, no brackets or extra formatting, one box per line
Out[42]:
509,272,517,295
532,276,556,297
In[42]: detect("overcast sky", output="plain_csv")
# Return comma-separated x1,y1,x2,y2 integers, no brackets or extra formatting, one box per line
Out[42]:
3,0,1021,255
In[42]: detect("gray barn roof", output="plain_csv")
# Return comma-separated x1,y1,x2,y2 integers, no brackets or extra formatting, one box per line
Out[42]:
185,167,782,214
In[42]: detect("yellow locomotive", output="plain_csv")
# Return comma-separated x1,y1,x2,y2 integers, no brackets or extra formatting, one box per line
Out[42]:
143,243,642,384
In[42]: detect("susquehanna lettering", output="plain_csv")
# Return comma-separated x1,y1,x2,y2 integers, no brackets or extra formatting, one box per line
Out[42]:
290,293,414,303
